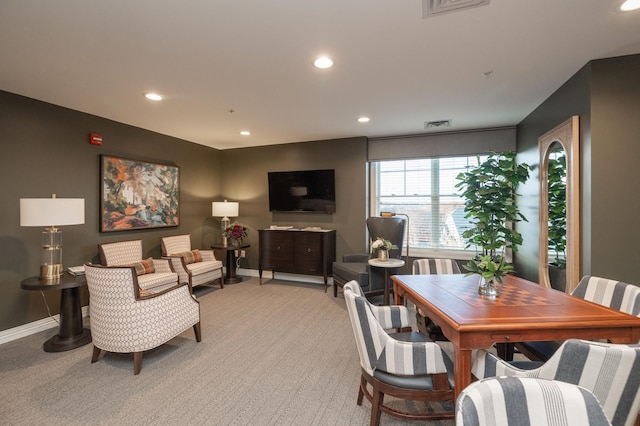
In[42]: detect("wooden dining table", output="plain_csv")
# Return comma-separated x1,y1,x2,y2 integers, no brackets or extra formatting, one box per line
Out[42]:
392,273,640,401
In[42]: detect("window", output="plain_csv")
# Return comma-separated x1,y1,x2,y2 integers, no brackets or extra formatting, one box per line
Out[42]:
370,155,487,258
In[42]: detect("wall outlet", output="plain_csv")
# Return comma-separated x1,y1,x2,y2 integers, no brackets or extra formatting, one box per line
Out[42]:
240,250,246,258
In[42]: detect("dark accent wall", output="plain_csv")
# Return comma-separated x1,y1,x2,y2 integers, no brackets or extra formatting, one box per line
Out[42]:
0,90,368,333
516,54,640,285
218,137,368,271
0,90,221,331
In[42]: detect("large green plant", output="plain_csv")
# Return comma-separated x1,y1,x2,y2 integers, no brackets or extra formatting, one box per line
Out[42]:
455,152,532,260
547,154,567,267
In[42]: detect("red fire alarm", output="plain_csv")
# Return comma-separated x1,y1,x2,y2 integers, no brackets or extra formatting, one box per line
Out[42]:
89,133,103,146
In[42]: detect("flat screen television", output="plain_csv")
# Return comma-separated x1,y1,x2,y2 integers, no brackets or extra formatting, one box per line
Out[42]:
268,169,336,213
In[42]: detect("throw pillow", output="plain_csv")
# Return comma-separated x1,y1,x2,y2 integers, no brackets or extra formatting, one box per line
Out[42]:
132,257,155,276
173,249,202,264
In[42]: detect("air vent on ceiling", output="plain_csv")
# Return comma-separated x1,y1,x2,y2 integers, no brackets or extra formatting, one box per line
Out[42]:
425,120,452,129
423,0,490,18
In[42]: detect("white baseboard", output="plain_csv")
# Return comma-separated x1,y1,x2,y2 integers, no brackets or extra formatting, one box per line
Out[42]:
238,267,334,285
1,270,333,346
0,306,90,345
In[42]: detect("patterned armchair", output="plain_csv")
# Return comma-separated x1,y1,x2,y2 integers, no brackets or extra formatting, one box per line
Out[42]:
473,339,640,426
98,239,178,294
456,376,611,426
343,280,454,425
84,264,201,375
160,234,223,290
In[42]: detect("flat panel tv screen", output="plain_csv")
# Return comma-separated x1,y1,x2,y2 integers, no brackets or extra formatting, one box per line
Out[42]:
268,169,336,213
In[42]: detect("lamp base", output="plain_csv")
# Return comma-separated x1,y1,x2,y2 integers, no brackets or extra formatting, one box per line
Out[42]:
40,263,63,280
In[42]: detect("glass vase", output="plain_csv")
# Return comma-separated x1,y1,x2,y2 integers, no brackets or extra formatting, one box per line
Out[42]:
478,276,499,298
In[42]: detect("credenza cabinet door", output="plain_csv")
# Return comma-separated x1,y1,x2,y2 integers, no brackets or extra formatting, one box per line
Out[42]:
259,229,336,290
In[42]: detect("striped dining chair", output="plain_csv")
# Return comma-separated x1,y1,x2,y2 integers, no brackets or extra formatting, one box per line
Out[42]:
515,275,640,362
456,376,611,426
473,339,640,426
412,258,462,341
343,281,454,425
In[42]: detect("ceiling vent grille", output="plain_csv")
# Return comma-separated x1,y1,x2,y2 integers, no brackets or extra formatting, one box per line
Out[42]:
423,0,490,18
425,120,452,129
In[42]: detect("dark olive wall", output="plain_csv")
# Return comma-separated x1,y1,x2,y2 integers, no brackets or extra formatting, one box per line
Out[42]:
589,55,640,282
516,53,640,285
515,63,591,283
219,137,368,271
0,90,221,332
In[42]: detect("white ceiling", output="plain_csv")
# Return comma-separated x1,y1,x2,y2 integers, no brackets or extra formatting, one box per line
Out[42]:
1,1,639,150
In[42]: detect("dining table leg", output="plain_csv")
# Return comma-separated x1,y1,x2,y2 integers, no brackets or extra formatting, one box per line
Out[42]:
453,347,473,402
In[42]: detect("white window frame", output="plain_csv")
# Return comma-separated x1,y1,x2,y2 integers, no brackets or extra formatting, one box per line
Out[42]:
369,155,487,260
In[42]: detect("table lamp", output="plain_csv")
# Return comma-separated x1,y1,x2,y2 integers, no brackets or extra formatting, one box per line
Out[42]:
20,194,85,279
212,200,239,245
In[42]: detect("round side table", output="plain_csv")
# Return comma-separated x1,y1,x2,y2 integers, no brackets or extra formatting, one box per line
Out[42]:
211,243,250,284
368,258,405,305
20,272,92,352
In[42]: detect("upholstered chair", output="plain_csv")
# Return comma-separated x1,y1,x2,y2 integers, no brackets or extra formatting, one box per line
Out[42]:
343,281,454,425
456,376,611,426
333,216,405,298
515,275,640,362
98,239,178,294
473,339,640,426
412,258,462,340
160,234,223,290
84,264,201,375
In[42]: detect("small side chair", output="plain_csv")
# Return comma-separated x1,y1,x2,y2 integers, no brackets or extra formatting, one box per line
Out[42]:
160,234,223,290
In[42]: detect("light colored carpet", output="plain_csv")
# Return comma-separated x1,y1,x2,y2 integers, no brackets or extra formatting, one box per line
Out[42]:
0,277,457,425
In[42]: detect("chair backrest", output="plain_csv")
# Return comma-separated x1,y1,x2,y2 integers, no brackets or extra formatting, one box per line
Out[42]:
366,216,405,259
571,276,640,316
161,234,192,256
531,339,640,426
99,240,143,266
413,258,461,275
344,285,447,377
456,376,611,426
344,280,365,297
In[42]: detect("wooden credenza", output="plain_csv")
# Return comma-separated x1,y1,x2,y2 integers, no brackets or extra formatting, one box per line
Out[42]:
258,229,336,292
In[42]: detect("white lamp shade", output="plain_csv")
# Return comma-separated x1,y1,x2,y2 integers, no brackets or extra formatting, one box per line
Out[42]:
20,198,85,227
211,201,239,218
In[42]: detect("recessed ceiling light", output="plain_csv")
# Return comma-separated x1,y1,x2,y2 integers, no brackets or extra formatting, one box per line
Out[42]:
314,56,334,69
144,93,163,101
357,116,370,123
621,0,640,11
240,130,251,136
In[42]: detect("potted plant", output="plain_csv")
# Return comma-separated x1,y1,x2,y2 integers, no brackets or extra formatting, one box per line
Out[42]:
370,237,397,261
455,151,532,295
547,153,567,291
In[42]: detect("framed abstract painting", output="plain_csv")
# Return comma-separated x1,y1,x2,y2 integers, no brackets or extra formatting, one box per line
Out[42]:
100,155,179,232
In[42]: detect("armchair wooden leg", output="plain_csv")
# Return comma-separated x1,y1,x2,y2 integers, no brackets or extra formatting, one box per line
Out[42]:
357,374,366,405
193,322,202,342
91,345,102,363
133,352,143,375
